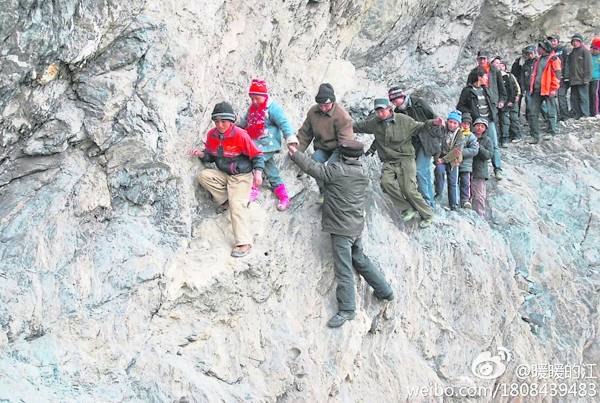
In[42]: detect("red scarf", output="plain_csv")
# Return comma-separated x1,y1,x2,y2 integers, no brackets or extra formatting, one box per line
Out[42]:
246,98,269,139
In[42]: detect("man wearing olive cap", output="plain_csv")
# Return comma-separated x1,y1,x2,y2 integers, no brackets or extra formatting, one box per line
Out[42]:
354,98,444,228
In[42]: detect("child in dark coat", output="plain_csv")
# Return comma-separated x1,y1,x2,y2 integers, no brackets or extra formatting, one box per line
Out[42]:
434,110,464,210
471,118,493,217
458,113,479,209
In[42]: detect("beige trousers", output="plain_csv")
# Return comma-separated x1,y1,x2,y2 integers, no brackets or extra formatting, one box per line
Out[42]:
197,169,253,246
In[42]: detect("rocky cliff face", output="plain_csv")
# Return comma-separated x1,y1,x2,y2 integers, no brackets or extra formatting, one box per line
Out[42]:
1,0,599,401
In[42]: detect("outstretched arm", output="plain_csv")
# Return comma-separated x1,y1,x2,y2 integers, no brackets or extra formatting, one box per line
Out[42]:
289,147,335,183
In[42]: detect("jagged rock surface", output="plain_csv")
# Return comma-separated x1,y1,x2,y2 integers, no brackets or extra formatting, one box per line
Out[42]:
1,0,599,401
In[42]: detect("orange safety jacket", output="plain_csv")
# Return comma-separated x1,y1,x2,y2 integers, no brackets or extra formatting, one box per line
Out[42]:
529,51,561,96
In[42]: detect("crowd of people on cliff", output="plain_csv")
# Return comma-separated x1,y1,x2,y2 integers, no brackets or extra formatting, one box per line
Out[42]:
189,33,600,327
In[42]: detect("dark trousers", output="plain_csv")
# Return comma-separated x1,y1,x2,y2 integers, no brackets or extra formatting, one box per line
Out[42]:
528,92,558,139
330,234,392,312
589,80,600,117
434,163,459,208
499,104,523,143
570,83,590,119
459,171,471,205
558,80,570,120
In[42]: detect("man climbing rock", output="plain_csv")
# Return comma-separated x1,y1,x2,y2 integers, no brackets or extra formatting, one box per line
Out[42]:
388,86,441,208
296,83,355,199
354,98,444,228
288,140,394,328
189,102,265,258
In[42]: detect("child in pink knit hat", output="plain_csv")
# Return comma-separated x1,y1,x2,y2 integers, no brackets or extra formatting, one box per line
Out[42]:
238,79,297,211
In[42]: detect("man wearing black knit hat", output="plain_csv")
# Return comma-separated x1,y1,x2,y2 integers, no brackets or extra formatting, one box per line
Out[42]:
296,83,355,198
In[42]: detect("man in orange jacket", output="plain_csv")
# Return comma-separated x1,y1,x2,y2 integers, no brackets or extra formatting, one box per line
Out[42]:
528,40,562,144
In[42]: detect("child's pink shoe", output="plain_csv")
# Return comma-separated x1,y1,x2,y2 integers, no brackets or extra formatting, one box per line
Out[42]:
273,184,290,211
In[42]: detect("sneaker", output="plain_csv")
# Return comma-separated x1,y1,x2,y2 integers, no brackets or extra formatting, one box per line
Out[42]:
500,142,508,148
401,209,418,222
511,138,523,143
327,311,356,328
495,170,504,181
528,138,540,144
542,134,552,140
419,218,433,228
462,201,472,209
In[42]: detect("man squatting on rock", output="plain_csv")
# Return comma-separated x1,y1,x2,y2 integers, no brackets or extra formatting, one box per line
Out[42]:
189,102,265,258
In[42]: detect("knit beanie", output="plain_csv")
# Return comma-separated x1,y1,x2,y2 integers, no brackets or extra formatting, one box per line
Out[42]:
248,79,268,97
591,37,600,50
538,40,552,52
211,102,236,122
388,86,405,101
447,110,462,123
462,112,472,124
473,117,489,128
315,83,336,103
339,140,365,158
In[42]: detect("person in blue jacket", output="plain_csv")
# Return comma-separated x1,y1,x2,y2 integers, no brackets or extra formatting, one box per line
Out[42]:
239,79,297,210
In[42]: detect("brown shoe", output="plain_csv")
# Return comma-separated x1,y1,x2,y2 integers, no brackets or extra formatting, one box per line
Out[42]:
231,244,251,258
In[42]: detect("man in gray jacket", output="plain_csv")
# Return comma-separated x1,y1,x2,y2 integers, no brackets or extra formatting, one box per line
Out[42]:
568,33,593,119
289,140,394,328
